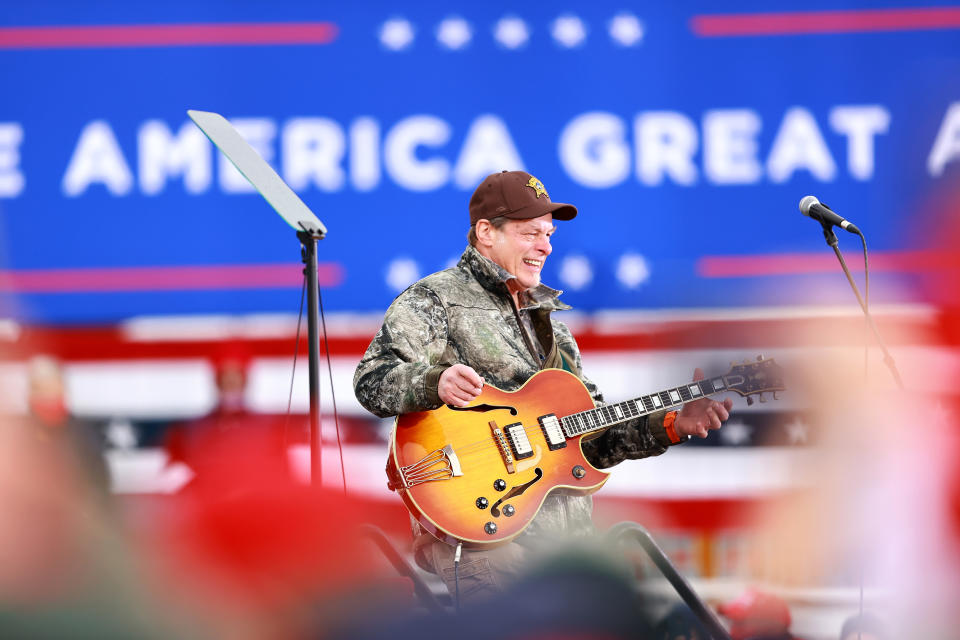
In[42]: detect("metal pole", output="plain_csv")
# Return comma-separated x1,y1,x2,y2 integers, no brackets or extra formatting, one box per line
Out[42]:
298,231,323,488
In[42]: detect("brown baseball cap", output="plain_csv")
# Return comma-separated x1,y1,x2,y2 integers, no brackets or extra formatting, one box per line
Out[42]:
469,170,577,225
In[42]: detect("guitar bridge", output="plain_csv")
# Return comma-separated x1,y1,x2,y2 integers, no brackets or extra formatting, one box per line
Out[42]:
389,444,463,490
489,420,516,474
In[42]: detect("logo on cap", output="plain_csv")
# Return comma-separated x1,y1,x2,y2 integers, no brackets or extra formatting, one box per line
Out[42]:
526,176,548,199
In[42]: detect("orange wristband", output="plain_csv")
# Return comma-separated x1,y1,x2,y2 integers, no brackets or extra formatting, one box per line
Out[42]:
663,411,683,444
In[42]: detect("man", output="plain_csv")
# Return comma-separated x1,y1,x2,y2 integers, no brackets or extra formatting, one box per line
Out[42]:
164,349,289,495
354,170,732,602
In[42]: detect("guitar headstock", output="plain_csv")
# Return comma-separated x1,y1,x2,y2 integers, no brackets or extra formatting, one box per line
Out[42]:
723,356,785,405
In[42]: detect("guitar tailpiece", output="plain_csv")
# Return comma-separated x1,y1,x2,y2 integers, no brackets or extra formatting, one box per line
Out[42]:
393,444,463,489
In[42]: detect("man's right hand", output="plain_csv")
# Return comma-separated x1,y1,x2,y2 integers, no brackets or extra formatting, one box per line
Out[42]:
438,364,484,407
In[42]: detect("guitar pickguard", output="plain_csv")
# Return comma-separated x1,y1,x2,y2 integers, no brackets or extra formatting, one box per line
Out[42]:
515,444,542,473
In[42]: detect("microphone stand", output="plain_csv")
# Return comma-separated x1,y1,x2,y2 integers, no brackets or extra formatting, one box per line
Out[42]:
819,216,901,640
819,222,904,390
298,224,326,488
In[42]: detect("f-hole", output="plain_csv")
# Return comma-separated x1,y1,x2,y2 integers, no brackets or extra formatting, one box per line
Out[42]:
490,468,543,517
447,403,518,416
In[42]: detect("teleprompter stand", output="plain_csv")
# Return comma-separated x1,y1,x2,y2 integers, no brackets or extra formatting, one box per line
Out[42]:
187,109,330,486
297,225,326,488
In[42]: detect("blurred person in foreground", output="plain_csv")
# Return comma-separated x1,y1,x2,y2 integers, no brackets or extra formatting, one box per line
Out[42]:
333,547,654,640
717,588,795,640
0,358,175,638
354,170,733,603
21,354,110,494
653,601,710,640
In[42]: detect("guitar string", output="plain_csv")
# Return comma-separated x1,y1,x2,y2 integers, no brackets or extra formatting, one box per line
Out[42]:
407,420,581,465
448,385,704,457
448,373,768,459
441,420,590,461
401,372,775,470
422,387,703,462
424,399,671,463
441,403,644,459
410,375,758,464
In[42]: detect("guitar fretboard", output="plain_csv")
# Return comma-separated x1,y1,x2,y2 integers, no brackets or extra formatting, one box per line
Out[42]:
560,375,730,437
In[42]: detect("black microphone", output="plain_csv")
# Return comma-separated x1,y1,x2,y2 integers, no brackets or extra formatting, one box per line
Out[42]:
799,195,860,235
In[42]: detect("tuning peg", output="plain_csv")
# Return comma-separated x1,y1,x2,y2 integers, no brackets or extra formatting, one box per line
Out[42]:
758,393,766,403
746,396,754,406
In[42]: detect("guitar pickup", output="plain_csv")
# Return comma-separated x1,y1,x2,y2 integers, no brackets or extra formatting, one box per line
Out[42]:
538,414,566,450
504,422,534,460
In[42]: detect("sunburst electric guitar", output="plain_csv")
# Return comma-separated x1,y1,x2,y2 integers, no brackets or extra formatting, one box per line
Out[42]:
386,357,784,548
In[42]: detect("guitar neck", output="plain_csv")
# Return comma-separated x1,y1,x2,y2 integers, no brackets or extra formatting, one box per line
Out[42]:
561,375,732,438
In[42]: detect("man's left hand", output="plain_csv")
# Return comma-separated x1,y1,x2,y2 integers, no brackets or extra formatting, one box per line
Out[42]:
674,368,733,439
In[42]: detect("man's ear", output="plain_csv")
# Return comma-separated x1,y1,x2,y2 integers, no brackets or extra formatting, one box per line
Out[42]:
474,220,495,247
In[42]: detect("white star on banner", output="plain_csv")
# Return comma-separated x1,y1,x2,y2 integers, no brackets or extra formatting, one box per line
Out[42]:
784,416,809,445
437,16,471,50
494,16,530,49
558,255,593,290
386,258,420,292
105,418,138,450
609,12,644,47
551,14,587,48
719,420,752,446
616,253,651,288
380,18,414,51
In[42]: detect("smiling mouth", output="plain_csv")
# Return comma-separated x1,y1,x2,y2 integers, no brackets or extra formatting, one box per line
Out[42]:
523,259,542,269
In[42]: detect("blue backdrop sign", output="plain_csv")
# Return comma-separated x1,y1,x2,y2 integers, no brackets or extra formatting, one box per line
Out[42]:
1,1,958,323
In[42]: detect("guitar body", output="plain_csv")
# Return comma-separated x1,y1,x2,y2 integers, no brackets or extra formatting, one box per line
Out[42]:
388,368,608,548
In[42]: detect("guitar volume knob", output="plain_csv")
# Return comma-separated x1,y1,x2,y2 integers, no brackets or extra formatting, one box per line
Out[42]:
493,479,506,491
484,522,497,535
503,504,515,517
476,497,489,509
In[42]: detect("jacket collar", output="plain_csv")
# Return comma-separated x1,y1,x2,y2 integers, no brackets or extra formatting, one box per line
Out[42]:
458,245,571,312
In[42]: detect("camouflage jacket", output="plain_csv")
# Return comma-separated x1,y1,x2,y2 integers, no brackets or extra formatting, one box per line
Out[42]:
354,245,679,545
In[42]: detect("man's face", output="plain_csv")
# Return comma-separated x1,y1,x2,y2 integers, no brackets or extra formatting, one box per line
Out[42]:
482,214,555,291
